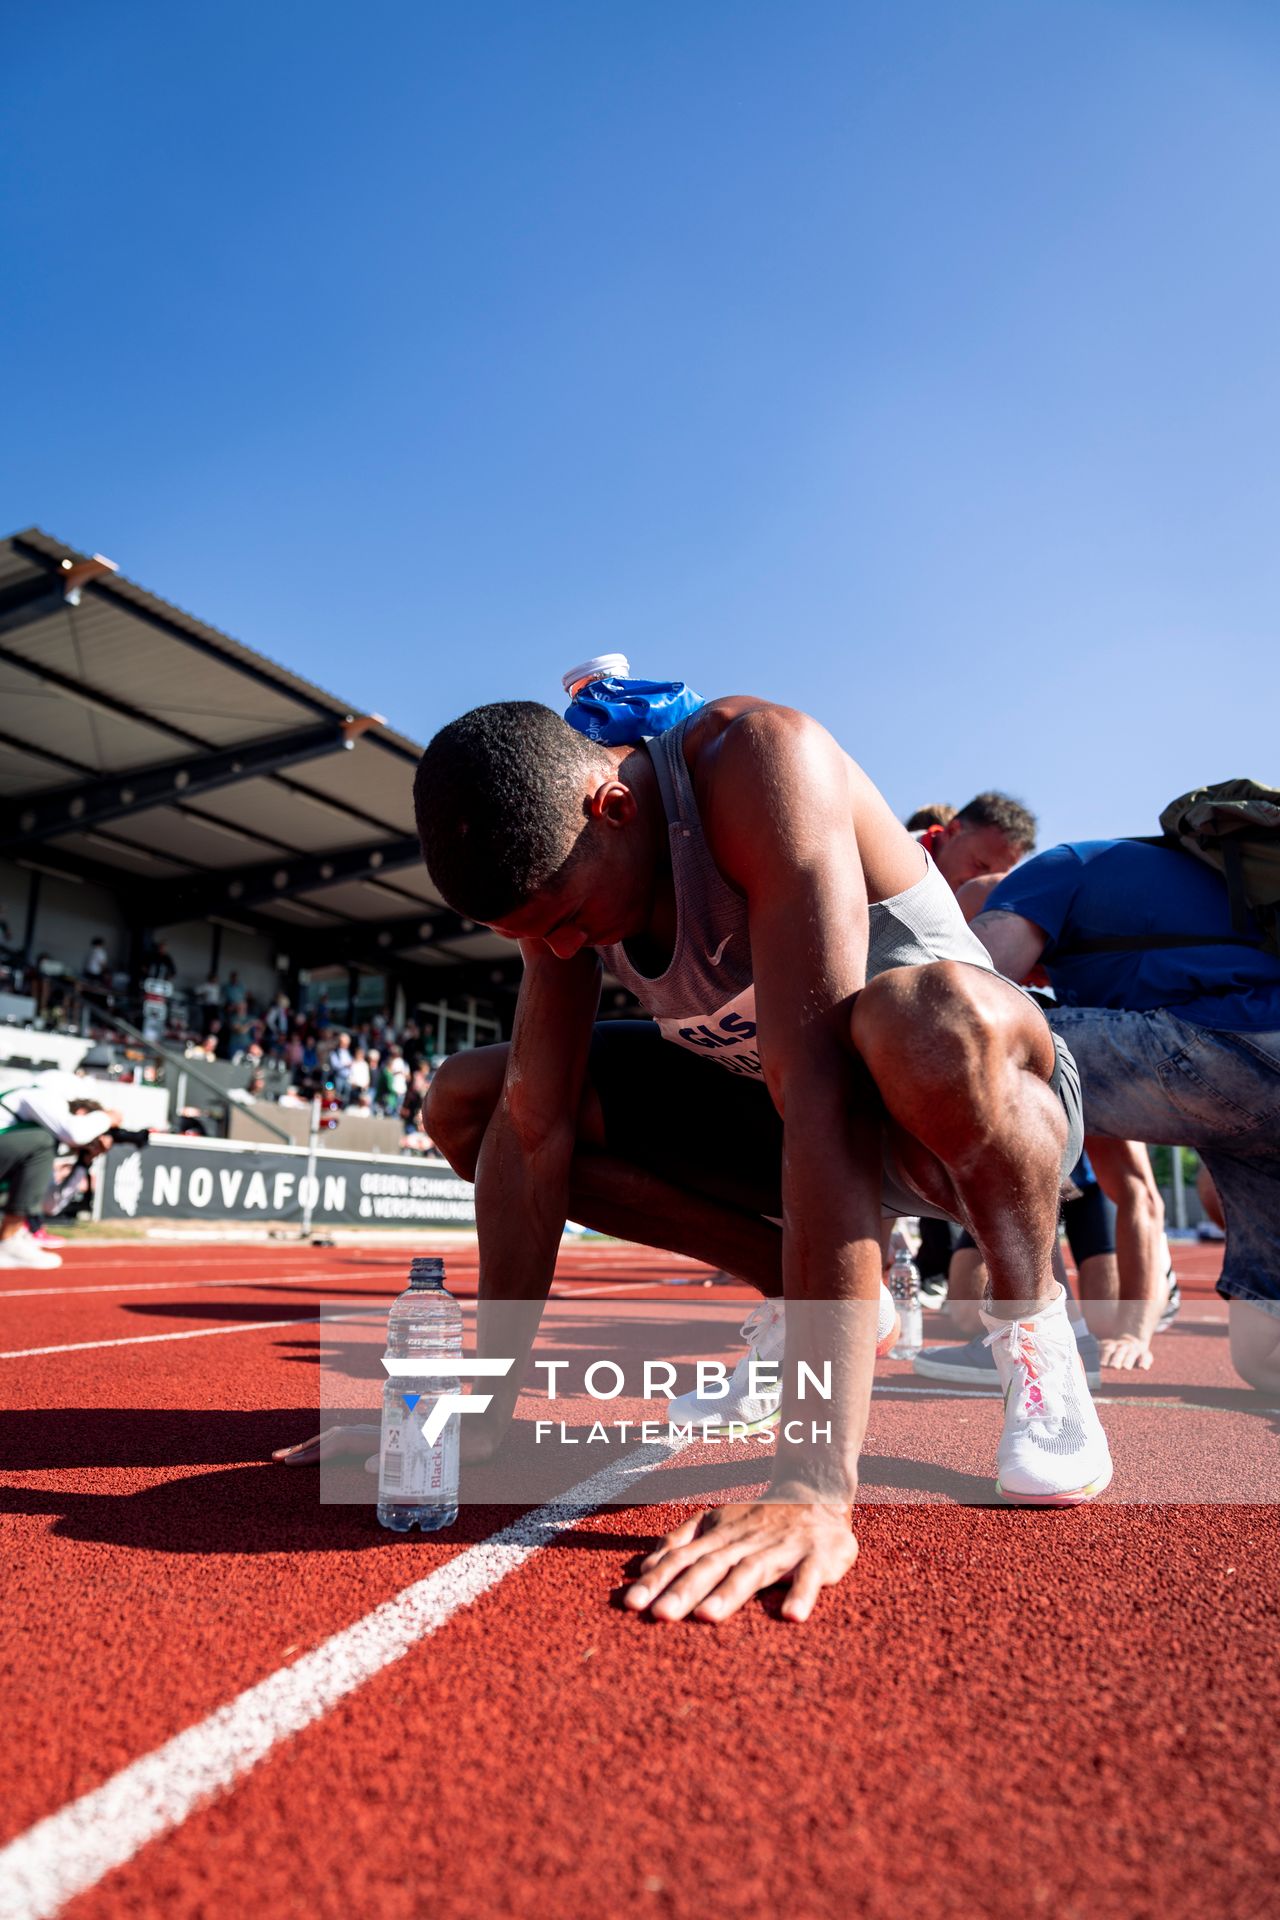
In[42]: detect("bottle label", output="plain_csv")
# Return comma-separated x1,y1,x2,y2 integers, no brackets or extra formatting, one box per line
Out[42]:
379,1395,459,1501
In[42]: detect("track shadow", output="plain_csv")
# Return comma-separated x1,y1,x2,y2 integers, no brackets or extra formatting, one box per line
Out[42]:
0,1406,321,1469
119,1301,319,1325
0,1450,550,1557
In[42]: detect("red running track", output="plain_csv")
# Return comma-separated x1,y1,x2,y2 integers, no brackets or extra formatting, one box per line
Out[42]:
1,1237,1277,1919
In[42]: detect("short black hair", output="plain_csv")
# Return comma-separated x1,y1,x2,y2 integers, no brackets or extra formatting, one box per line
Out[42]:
954,791,1037,852
413,702,608,921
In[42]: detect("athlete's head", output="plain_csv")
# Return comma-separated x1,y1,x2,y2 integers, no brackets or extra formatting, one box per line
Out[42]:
414,701,654,955
930,791,1036,890
905,803,956,831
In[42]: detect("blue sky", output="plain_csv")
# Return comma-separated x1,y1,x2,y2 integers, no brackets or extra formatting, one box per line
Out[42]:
3,1,1277,851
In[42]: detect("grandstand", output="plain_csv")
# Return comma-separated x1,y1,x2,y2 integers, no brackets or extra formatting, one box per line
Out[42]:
0,527,520,1053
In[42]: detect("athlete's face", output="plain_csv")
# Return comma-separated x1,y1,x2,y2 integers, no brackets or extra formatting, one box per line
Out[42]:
489,776,656,958
931,823,1024,891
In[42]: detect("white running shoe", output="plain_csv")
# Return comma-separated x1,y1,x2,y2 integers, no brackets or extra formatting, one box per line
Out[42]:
980,1285,1112,1505
668,1285,900,1435
0,1230,62,1270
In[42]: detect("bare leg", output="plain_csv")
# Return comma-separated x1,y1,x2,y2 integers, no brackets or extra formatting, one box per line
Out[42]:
1086,1136,1166,1361
945,1247,987,1337
1229,1300,1280,1393
850,963,1065,1311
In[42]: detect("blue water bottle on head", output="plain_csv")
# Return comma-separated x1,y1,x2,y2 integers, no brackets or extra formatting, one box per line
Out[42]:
562,653,704,745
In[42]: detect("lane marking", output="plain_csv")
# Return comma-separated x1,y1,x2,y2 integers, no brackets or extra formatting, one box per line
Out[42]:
0,1320,311,1360
550,1279,699,1298
0,1436,686,1920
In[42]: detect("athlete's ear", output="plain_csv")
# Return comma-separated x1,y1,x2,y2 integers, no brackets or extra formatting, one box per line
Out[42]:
587,778,637,828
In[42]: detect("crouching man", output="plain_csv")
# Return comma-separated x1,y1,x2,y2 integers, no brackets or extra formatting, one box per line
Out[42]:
972,835,1280,1391
414,695,1110,1623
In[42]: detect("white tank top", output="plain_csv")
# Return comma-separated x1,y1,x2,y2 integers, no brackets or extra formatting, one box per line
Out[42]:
595,719,996,1082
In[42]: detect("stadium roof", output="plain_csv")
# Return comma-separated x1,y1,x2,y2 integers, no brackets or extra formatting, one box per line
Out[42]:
0,528,519,998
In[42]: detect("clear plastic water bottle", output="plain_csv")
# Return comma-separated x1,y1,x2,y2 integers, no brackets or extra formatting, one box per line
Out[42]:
377,1256,462,1533
888,1241,924,1359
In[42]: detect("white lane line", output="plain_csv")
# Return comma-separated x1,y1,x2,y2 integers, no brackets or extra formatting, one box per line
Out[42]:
0,1320,311,1360
0,1270,389,1302
551,1279,691,1298
0,1436,686,1920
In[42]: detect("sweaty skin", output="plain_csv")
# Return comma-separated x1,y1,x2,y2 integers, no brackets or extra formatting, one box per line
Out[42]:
429,700,1067,1622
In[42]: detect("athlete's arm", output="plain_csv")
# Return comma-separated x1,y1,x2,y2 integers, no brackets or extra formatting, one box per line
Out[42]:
970,909,1048,983
467,940,602,1455
624,707,879,1621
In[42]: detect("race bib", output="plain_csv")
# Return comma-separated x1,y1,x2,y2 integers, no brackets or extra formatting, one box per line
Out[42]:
657,985,764,1079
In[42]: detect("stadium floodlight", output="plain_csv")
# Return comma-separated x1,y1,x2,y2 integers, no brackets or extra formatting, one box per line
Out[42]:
340,713,385,748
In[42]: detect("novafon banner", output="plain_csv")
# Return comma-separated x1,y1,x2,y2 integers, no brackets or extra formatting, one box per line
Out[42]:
96,1134,476,1228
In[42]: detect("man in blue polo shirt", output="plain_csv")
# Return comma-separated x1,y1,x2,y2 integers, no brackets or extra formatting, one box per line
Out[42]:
969,838,1280,1392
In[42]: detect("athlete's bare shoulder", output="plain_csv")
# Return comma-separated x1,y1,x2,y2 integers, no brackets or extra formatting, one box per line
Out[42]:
680,696,830,786
681,695,925,901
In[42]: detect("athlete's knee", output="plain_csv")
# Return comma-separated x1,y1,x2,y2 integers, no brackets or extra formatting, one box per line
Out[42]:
423,1047,506,1178
852,962,1000,1082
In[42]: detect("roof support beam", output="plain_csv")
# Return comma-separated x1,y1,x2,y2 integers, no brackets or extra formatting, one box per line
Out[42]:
0,572,70,639
151,835,425,924
0,720,377,856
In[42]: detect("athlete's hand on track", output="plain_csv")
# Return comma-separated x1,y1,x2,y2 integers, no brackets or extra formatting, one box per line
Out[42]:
622,1498,858,1623
271,1423,381,1466
1097,1334,1154,1371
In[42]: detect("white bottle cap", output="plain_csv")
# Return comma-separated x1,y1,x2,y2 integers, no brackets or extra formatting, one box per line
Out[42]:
562,653,632,698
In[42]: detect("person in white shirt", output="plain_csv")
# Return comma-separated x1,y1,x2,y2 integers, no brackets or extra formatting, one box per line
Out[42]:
83,937,110,980
0,1085,121,1269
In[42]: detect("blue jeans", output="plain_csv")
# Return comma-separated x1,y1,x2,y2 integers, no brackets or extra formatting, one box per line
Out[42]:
1047,1007,1280,1317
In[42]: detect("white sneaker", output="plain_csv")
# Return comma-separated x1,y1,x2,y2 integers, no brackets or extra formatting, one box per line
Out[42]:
0,1230,62,1270
668,1285,900,1435
980,1285,1112,1505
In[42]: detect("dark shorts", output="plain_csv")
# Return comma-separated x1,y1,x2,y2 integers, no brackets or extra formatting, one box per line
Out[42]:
587,1019,1084,1225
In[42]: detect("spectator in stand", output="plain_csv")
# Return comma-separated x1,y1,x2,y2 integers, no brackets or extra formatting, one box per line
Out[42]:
347,1089,375,1117
347,1043,371,1104
381,1047,409,1116
299,1032,319,1075
406,1062,431,1119
329,1032,354,1100
222,971,247,1014
82,936,110,981
150,941,177,982
195,974,222,1038
264,993,291,1058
